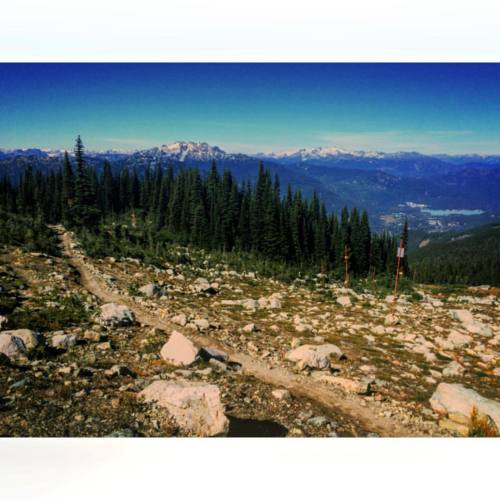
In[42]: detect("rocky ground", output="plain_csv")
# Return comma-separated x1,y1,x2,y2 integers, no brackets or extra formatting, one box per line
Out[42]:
0,229,499,437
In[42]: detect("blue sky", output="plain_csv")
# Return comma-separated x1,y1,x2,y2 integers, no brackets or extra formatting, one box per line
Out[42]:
2,63,500,154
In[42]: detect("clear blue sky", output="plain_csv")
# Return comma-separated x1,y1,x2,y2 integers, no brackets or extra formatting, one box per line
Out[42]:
2,63,500,154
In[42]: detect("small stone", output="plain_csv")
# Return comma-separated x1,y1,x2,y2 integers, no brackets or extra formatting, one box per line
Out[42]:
242,323,256,333
271,389,291,400
336,296,351,307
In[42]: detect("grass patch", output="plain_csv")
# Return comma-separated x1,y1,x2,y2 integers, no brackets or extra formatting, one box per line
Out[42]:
8,294,93,332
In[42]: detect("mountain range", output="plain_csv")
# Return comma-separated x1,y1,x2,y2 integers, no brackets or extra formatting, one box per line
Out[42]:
1,141,500,232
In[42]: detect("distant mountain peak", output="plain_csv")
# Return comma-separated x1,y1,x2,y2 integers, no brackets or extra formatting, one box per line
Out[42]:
258,146,387,161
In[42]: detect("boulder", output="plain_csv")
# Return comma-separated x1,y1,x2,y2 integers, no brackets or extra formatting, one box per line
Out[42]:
242,323,256,333
1,329,41,349
447,331,472,348
139,380,229,436
464,322,493,337
372,325,386,335
160,331,199,366
98,303,135,326
51,332,77,349
384,314,399,326
258,297,269,308
268,296,282,309
192,318,210,331
271,389,291,400
0,333,26,358
193,278,217,294
139,283,162,298
241,299,259,310
442,361,465,377
294,321,313,333
430,383,500,429
450,309,474,324
171,313,188,327
285,343,343,370
336,296,351,307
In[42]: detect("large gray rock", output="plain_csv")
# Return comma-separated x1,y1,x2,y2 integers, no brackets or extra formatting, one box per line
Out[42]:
1,329,41,349
447,330,473,348
449,309,492,337
285,343,343,370
192,278,217,294
450,309,474,324
139,283,162,298
442,361,465,377
160,331,199,366
430,383,500,429
98,303,135,326
0,333,26,358
139,380,229,436
51,332,77,349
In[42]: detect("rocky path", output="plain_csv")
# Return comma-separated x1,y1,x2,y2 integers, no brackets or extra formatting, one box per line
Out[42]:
57,226,418,437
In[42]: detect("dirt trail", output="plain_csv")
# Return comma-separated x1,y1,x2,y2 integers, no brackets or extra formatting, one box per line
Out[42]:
57,227,419,437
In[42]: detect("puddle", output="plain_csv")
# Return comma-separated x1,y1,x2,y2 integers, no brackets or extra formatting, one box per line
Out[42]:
227,416,288,437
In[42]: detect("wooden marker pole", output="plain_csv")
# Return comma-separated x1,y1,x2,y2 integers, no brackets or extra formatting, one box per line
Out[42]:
344,245,350,288
394,238,404,295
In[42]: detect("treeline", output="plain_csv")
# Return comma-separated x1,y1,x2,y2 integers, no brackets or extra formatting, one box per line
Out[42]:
411,224,500,286
0,136,406,277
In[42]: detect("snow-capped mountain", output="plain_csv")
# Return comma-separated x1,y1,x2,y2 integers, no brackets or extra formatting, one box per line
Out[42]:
257,146,429,163
124,141,251,167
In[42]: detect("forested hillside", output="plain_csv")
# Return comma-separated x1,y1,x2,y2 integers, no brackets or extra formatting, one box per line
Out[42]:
410,223,500,285
0,136,403,280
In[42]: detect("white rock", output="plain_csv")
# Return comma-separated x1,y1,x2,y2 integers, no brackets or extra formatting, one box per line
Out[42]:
285,343,343,370
139,283,162,297
442,361,465,377
465,322,493,337
1,329,41,349
241,299,259,310
384,314,399,326
242,323,256,333
98,303,135,326
294,323,313,333
0,315,8,329
0,333,26,358
139,380,229,436
272,389,291,400
171,313,188,327
258,297,269,308
450,309,474,324
336,296,351,307
192,318,210,331
52,332,77,349
268,296,282,309
160,331,199,366
372,325,386,335
447,331,473,348
430,383,500,429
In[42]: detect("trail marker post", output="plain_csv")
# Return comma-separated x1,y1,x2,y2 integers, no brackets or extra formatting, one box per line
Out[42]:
394,238,405,295
344,245,350,288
